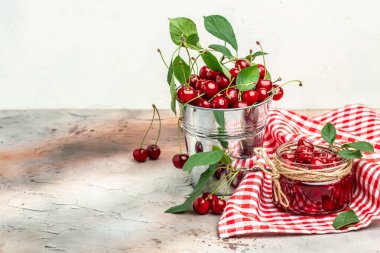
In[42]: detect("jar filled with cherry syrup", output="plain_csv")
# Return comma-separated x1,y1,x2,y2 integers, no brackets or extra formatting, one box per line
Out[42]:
273,140,354,215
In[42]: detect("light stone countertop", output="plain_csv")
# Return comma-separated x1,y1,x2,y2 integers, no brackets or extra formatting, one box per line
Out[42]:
0,109,379,253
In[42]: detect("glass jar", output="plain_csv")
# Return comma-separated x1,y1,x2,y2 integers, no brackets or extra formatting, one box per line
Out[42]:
274,141,354,215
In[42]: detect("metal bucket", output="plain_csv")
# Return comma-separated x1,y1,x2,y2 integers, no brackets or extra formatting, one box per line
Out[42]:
179,95,272,194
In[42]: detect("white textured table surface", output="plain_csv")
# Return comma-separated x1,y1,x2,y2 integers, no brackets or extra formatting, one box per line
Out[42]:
0,109,379,253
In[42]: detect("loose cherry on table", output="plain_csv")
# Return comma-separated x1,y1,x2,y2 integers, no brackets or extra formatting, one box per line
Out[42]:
172,153,189,169
235,59,251,70
177,86,197,103
193,197,210,215
202,80,219,99
210,197,226,215
216,73,230,90
211,96,228,109
242,90,258,106
256,79,273,91
146,144,161,160
224,88,239,106
256,87,269,103
202,192,218,203
133,148,148,162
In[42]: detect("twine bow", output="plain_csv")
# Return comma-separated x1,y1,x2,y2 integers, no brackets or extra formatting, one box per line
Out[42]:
254,147,353,209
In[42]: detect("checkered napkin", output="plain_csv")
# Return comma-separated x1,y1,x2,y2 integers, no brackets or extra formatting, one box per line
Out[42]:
218,104,380,238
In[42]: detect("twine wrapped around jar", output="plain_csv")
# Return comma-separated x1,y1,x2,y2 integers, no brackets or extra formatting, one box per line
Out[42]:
253,147,353,208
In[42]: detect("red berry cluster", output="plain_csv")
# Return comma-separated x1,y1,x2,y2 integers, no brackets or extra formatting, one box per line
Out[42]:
177,60,284,109
281,139,342,167
193,192,226,215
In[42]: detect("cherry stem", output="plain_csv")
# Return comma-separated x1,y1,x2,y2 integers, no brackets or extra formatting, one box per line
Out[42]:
190,55,201,75
222,170,239,198
256,41,267,78
140,105,156,148
157,49,169,69
268,80,303,94
248,49,253,64
177,117,182,154
273,77,282,83
153,104,161,146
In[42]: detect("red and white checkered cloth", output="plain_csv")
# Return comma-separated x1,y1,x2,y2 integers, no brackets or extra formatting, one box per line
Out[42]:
219,104,380,238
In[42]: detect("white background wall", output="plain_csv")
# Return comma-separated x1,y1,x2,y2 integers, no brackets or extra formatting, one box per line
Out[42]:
0,0,379,110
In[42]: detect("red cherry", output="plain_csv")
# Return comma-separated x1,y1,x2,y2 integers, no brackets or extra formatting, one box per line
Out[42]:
202,80,219,99
272,84,284,101
214,167,225,180
296,151,314,164
210,70,220,81
196,98,211,108
188,74,199,87
192,89,203,105
235,59,251,70
233,101,249,108
216,73,230,90
193,197,210,215
256,88,268,103
256,79,273,91
229,67,240,79
202,192,218,203
298,139,314,149
146,144,161,160
211,96,228,109
177,86,197,103
257,64,266,79
242,90,258,106
133,148,148,162
195,79,207,91
172,153,189,169
224,88,239,106
199,66,212,80
281,152,296,162
210,197,226,215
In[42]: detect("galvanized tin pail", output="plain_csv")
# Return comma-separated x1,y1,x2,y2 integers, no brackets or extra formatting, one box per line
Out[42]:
179,95,272,194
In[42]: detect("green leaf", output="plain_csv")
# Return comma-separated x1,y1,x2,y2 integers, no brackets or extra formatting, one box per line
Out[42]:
338,149,362,159
245,51,268,62
185,34,202,50
341,141,374,153
204,15,238,51
209,44,233,59
183,150,224,173
165,163,218,213
213,146,232,164
236,65,260,91
213,111,225,128
321,122,336,146
169,17,198,46
167,61,174,86
200,51,223,72
172,55,190,85
333,210,359,229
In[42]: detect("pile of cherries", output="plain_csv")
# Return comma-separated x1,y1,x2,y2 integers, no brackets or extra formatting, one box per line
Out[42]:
177,59,284,109
193,192,226,215
281,139,342,167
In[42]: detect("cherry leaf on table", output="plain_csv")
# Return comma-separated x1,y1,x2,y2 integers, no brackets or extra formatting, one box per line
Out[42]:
164,163,218,214
183,150,224,173
172,55,190,85
209,44,233,59
321,122,336,146
212,146,232,164
204,15,238,51
169,17,199,48
236,65,260,91
333,210,359,229
341,141,374,153
338,149,362,159
200,51,231,79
